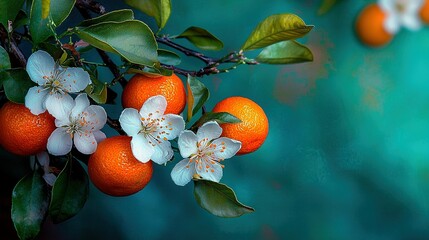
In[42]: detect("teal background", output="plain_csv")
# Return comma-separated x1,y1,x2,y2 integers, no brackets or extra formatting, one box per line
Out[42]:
3,0,429,239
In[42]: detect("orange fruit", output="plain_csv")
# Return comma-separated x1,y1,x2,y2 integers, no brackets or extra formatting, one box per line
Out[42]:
0,102,56,156
212,96,269,155
122,73,186,114
420,0,429,23
88,136,153,197
355,4,393,47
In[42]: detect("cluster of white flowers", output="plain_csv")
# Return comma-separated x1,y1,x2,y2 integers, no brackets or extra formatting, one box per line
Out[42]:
25,50,242,187
378,0,424,33
119,95,242,186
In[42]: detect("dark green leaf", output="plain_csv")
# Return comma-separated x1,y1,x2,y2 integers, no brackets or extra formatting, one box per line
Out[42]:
158,49,181,65
3,69,36,103
78,9,134,27
241,14,313,51
124,0,171,30
50,159,89,223
186,75,209,121
0,46,11,70
85,76,108,104
191,112,241,130
0,0,25,27
256,40,313,64
194,180,254,218
12,170,50,240
176,26,223,51
12,10,29,29
30,0,76,45
75,20,158,66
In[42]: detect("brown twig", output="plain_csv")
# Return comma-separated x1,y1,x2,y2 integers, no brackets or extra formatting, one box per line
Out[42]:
0,25,26,68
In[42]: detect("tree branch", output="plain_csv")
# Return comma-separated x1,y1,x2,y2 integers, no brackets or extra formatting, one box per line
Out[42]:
0,25,26,68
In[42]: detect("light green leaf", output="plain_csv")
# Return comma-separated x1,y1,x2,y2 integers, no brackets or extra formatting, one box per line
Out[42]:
3,69,36,103
12,170,49,240
318,0,340,15
256,40,313,64
85,76,108,104
75,20,158,66
186,75,209,121
126,67,173,77
191,112,241,130
0,0,25,27
0,46,11,70
158,49,181,65
42,0,50,19
30,0,76,45
78,9,134,27
176,26,223,51
241,14,313,51
124,0,171,30
49,159,89,223
194,180,254,218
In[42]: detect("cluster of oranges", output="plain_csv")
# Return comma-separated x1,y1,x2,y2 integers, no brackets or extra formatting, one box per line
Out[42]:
0,73,269,196
355,1,429,47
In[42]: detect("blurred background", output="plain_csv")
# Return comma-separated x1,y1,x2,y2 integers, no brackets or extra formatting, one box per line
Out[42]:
3,0,429,239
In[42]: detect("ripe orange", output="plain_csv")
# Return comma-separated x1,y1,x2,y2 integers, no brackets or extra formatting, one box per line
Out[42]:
355,4,392,47
122,73,186,114
212,96,269,155
0,102,56,156
420,0,429,23
88,136,153,197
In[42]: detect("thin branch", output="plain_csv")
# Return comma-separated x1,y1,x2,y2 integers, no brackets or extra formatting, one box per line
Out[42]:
75,0,106,15
0,25,26,68
107,116,126,135
156,36,214,64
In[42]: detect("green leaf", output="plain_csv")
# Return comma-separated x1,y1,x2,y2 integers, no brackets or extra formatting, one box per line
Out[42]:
85,76,108,104
38,42,65,60
194,180,254,218
318,0,340,15
186,75,209,121
124,0,171,30
30,0,76,45
0,0,25,27
49,158,89,223
75,20,158,66
12,10,29,29
0,46,11,70
241,14,313,51
42,0,50,19
191,112,241,130
176,26,223,51
12,170,50,240
126,67,173,77
78,9,134,27
158,49,181,65
256,40,313,64
3,69,36,103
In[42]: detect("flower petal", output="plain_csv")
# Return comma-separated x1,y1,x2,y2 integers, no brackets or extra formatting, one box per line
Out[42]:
131,134,155,163
36,151,50,167
401,14,422,31
197,121,222,142
178,130,198,158
70,93,90,119
45,93,74,120
43,173,57,186
211,137,242,160
26,50,55,85
139,95,167,119
25,86,49,115
384,15,400,34
80,105,107,131
59,67,91,93
93,130,106,143
74,132,97,154
47,128,73,156
119,108,142,136
150,140,174,165
196,160,223,183
171,158,196,186
159,114,185,140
